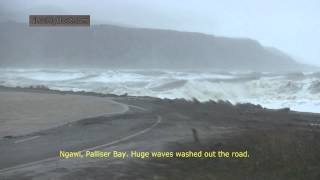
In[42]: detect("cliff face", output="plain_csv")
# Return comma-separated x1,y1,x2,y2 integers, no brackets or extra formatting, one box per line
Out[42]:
0,22,302,71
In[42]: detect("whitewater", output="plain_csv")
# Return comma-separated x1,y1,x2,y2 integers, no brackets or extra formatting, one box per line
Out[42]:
0,68,320,113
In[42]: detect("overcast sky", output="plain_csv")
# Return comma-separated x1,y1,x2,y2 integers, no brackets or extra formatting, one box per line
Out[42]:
1,0,319,66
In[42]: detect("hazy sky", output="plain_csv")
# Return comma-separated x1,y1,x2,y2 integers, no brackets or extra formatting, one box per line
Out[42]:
1,0,319,66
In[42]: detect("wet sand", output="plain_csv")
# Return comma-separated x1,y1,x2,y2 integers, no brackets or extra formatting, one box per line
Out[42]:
0,90,128,137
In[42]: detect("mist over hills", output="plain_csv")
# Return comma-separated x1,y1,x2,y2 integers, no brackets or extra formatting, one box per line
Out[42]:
0,22,310,71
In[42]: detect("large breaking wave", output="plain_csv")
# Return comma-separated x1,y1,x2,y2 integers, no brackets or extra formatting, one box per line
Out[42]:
1,68,320,113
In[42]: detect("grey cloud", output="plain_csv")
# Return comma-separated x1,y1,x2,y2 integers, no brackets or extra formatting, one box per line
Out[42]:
0,0,319,66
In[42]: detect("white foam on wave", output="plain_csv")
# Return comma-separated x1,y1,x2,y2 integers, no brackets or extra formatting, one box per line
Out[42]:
0,68,319,113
